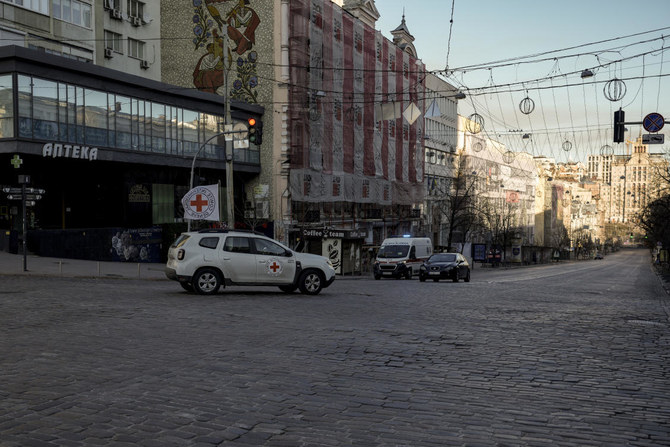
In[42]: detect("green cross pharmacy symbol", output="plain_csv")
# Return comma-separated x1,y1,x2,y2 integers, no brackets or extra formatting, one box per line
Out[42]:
11,154,22,169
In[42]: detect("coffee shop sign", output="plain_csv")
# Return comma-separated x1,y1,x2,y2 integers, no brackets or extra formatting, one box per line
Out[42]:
42,143,99,161
303,228,367,239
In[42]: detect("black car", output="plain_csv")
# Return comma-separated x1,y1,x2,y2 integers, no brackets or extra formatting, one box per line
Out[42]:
419,253,470,283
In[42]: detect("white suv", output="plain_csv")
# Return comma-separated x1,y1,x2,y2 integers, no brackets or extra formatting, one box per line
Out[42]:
165,229,336,295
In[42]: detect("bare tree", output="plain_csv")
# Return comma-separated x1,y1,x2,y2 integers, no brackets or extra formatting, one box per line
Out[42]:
429,157,480,252
478,197,521,261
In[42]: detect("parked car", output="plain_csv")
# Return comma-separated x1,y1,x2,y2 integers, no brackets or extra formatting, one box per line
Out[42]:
419,253,470,283
594,252,604,260
165,229,336,295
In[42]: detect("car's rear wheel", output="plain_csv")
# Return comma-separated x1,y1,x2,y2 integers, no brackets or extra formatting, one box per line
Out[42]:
279,284,298,293
298,270,324,295
179,281,193,292
192,268,222,295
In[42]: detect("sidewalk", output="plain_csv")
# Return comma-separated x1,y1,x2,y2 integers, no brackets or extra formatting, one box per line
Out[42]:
0,250,167,281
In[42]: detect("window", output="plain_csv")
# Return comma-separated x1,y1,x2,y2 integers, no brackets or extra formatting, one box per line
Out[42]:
224,237,251,253
104,30,123,52
253,238,286,256
0,75,14,138
52,0,92,28
128,38,145,60
127,0,144,19
10,74,250,163
5,0,48,14
198,237,219,249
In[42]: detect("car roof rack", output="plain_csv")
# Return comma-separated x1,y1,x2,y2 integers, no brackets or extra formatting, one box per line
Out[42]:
197,228,265,235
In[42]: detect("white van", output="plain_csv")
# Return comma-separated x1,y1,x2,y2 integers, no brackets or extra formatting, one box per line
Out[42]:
373,236,433,280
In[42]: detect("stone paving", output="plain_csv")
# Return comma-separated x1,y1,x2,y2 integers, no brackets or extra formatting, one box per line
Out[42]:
0,249,669,446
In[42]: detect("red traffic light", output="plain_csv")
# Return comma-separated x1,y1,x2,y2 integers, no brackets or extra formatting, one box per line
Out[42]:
248,117,256,126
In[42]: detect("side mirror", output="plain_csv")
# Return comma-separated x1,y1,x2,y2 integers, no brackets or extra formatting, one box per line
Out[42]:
284,250,293,257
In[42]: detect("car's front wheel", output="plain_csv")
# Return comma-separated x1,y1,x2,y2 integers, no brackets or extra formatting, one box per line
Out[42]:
464,270,471,282
453,272,459,282
298,270,324,295
419,275,426,282
192,268,222,295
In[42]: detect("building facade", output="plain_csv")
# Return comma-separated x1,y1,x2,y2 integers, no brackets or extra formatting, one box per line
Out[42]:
0,45,261,259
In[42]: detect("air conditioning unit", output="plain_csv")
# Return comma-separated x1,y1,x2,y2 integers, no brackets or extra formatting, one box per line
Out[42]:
104,48,114,58
110,8,122,20
256,202,269,219
131,16,142,26
140,60,150,69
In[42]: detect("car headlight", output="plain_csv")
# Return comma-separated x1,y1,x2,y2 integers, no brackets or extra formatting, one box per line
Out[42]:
326,260,334,268
420,265,426,271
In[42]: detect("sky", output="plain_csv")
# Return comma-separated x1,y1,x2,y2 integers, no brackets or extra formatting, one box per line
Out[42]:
373,0,670,163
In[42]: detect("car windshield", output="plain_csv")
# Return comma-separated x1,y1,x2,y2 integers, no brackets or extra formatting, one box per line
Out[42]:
378,245,409,258
429,254,457,263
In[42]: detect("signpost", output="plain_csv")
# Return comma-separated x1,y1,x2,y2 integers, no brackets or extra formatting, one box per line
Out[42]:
3,177,45,272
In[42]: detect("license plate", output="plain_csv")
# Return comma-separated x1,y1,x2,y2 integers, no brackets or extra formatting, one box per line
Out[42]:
429,271,440,275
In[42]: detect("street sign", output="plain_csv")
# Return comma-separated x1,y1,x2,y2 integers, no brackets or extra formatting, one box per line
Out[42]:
233,139,250,149
232,123,247,140
2,187,45,194
642,112,664,132
7,194,42,201
224,123,249,141
642,134,665,144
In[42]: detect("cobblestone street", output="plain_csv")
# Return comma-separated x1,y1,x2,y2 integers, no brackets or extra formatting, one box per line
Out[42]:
1,249,669,446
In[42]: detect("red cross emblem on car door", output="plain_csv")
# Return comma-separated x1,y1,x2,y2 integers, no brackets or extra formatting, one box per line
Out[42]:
266,259,283,275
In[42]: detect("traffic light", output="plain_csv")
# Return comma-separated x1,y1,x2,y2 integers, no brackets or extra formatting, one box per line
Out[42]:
247,117,257,144
254,119,263,145
613,109,625,143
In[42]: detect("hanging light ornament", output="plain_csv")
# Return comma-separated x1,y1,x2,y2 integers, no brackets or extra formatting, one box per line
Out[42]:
562,140,572,152
466,113,484,134
600,144,614,156
519,96,535,115
603,78,627,102
503,150,515,164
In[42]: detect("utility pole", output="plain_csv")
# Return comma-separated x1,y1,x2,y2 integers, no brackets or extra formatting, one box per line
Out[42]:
223,34,235,226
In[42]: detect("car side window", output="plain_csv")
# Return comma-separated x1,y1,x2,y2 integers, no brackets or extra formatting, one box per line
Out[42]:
223,236,251,253
253,238,286,256
198,237,219,249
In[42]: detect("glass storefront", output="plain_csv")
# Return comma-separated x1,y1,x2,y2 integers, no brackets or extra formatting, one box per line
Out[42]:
6,73,260,163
